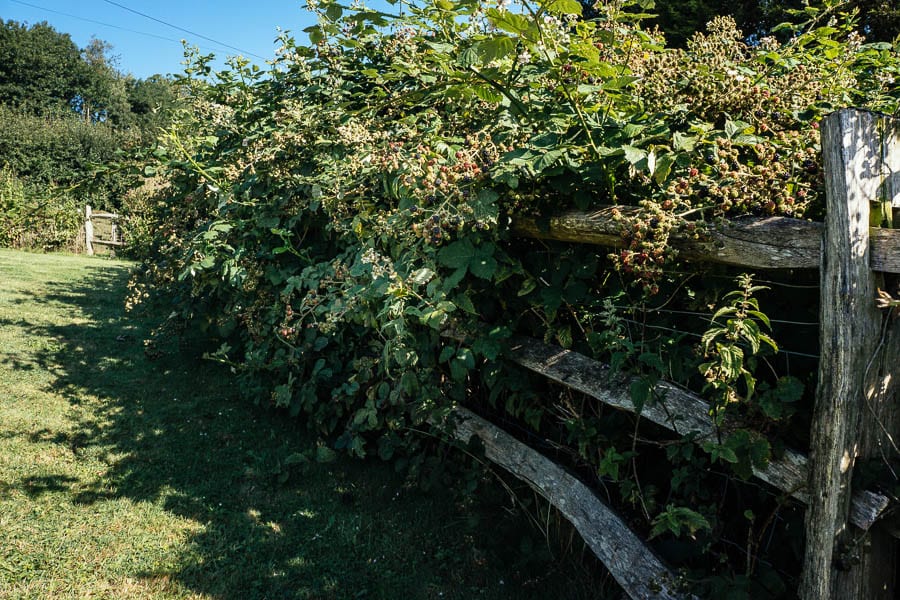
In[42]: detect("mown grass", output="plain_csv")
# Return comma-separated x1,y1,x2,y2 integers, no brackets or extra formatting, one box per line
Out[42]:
0,248,609,599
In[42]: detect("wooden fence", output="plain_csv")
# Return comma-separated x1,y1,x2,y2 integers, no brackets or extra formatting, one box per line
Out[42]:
84,204,123,256
444,108,900,599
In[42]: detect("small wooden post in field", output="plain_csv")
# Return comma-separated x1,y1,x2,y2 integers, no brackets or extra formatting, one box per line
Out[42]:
84,205,94,256
801,109,900,599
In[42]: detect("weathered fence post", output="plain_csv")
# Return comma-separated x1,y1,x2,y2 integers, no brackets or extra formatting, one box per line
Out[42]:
84,204,94,256
801,109,900,599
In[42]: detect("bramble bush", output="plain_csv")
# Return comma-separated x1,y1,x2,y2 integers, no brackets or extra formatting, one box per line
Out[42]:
132,0,899,595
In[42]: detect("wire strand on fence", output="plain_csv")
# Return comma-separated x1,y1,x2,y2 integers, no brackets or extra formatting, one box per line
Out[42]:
639,268,821,289
612,305,819,327
617,318,820,359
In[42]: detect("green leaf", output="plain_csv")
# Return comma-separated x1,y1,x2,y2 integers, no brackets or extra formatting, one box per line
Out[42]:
437,239,475,271
425,41,455,54
449,348,475,380
653,153,676,185
532,149,565,172
409,267,435,286
457,348,476,369
711,306,738,322
556,325,573,349
724,119,750,139
486,9,532,35
472,189,499,222
441,267,468,292
622,145,647,166
746,310,771,329
477,36,515,63
273,383,292,408
437,239,496,280
650,505,711,539
630,377,653,413
717,445,739,463
602,76,639,91
400,371,419,395
672,132,697,152
422,306,450,329
541,0,582,15
473,85,503,103
283,452,309,467
435,300,457,314
638,352,665,374
469,251,498,280
315,445,337,463
452,291,477,314
518,278,538,296
439,346,456,363
598,447,624,480
530,132,560,149
775,376,803,403
473,336,502,360
570,40,600,63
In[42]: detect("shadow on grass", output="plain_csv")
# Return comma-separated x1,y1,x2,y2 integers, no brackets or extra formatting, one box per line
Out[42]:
5,258,609,600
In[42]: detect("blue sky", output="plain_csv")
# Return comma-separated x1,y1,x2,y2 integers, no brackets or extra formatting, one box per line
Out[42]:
2,0,323,79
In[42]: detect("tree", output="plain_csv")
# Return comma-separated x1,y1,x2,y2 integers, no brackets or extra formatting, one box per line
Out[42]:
76,37,130,124
0,20,86,112
850,0,900,41
0,21,139,124
646,0,804,46
643,0,899,46
126,74,179,135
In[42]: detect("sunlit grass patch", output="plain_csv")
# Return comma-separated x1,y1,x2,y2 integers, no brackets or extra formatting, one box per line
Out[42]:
0,248,607,599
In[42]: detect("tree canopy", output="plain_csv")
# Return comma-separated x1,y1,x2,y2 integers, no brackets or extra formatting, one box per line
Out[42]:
635,0,899,46
0,20,85,112
0,19,178,126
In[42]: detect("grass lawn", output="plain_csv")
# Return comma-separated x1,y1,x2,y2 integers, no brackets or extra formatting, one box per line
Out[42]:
0,248,608,599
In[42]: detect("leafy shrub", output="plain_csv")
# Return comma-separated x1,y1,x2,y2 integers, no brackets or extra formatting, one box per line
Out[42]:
0,105,137,200
0,104,146,253
0,166,82,251
117,176,170,261
132,1,899,594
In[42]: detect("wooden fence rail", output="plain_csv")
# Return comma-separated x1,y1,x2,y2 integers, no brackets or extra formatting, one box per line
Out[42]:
451,108,899,600
512,210,900,273
84,205,123,256
444,407,693,599
506,337,892,534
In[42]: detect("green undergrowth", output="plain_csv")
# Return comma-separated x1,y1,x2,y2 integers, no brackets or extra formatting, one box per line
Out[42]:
120,1,900,593
0,248,609,600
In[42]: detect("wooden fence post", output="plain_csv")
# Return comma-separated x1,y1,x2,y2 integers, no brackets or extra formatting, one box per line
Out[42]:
84,204,94,256
801,109,900,599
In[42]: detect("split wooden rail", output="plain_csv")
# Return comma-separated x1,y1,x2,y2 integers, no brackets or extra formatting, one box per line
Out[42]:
446,109,900,599
84,204,123,256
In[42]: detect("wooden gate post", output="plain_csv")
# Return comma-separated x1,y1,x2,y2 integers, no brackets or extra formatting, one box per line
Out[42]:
84,205,94,256
801,109,900,599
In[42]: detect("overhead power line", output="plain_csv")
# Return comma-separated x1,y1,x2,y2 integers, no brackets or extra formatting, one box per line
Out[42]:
98,0,268,60
9,0,233,55
9,0,247,62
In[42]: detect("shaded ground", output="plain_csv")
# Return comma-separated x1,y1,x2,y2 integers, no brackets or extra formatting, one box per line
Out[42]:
0,249,608,599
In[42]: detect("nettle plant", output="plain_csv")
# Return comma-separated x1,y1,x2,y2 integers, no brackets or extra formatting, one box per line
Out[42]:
132,0,899,593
